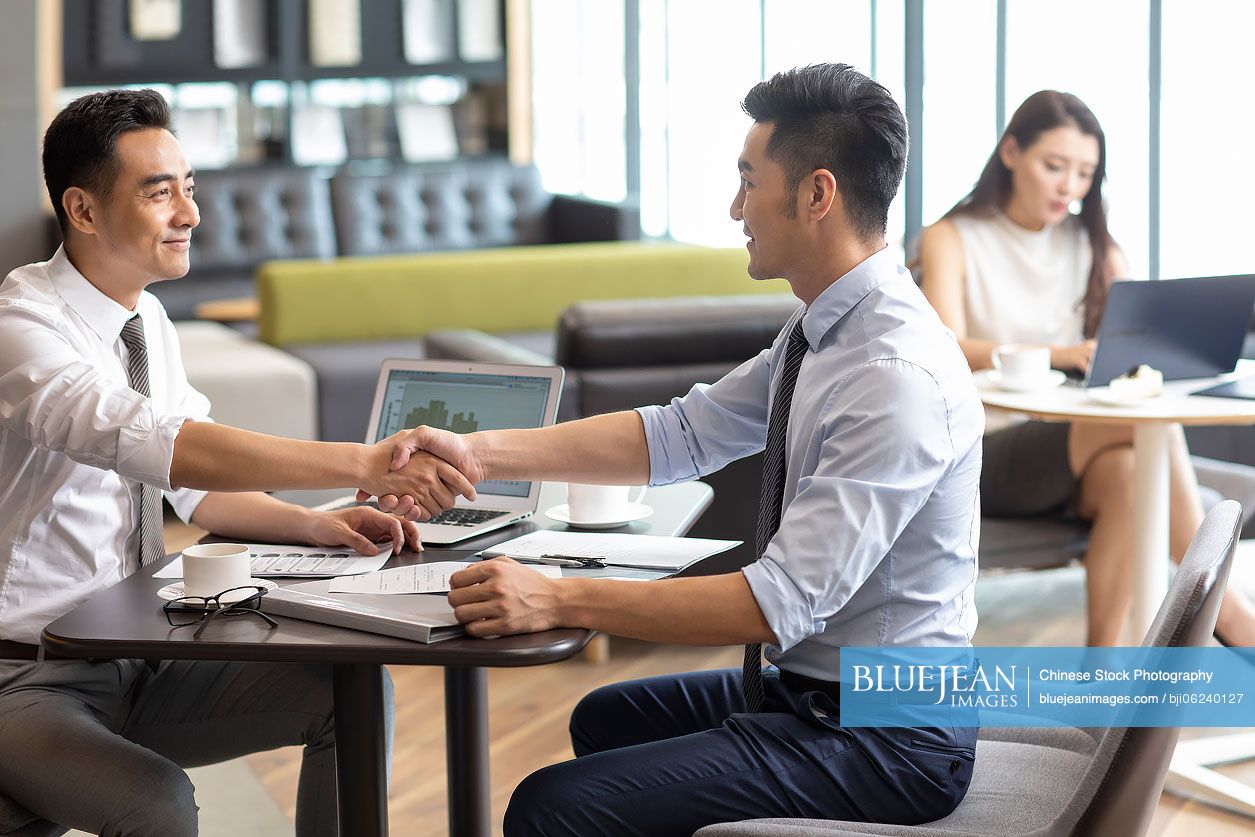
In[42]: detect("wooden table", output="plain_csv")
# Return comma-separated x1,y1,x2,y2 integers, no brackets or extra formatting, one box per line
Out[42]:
43,480,713,837
980,360,1255,816
194,296,259,322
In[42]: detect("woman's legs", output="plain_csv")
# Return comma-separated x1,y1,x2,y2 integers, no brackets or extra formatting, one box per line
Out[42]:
1068,422,1255,645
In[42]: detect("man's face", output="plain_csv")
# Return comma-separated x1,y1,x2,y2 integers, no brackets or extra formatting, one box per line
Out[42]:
729,121,805,281
92,128,199,284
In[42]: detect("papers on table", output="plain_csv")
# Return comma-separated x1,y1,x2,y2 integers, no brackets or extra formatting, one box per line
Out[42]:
329,561,563,594
154,543,392,579
480,531,740,571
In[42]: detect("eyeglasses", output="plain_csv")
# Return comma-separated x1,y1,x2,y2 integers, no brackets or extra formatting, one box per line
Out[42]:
163,585,278,639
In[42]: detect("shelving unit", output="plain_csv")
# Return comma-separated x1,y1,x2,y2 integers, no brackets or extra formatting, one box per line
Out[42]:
60,0,512,167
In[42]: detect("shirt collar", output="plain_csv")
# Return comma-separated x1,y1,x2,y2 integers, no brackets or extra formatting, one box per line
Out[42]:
800,247,906,350
45,245,138,345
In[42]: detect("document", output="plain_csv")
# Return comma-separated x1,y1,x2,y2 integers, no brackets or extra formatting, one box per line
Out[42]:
329,561,563,594
155,543,392,579
480,531,740,571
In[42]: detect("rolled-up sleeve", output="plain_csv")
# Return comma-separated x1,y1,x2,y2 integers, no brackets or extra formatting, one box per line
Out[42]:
741,358,955,652
0,301,189,492
636,348,774,486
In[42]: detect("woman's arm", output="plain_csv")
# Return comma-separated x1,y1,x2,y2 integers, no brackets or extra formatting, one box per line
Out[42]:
918,220,1000,370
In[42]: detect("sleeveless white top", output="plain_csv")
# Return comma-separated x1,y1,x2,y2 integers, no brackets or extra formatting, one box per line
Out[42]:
950,211,1092,432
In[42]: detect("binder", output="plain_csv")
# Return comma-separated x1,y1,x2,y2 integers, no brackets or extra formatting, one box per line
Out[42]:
262,578,464,644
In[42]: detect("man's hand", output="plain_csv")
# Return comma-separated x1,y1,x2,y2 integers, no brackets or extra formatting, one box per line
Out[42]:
303,505,422,556
359,426,486,517
357,431,479,521
447,558,563,637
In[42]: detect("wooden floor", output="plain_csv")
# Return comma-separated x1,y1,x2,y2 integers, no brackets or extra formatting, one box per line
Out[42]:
163,521,1255,836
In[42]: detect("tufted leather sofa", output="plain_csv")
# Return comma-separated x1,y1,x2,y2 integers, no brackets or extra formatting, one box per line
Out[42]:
424,295,1255,576
150,159,639,319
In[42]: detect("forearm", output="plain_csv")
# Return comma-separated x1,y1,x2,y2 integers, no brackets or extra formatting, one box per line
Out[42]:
958,338,999,371
190,491,315,543
474,411,651,484
557,572,776,645
171,421,367,492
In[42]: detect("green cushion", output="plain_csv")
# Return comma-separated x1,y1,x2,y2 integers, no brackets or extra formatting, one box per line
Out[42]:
257,241,786,345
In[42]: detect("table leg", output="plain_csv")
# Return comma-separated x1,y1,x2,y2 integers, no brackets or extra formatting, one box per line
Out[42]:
333,663,389,837
446,666,490,837
1131,422,1173,639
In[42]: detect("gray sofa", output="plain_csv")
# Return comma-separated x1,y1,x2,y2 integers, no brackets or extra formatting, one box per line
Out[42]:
424,294,1255,574
151,158,640,320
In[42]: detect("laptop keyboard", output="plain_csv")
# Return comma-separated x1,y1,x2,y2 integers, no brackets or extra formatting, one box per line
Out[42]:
342,500,511,527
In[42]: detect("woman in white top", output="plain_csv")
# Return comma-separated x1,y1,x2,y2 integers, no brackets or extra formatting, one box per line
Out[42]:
918,90,1255,646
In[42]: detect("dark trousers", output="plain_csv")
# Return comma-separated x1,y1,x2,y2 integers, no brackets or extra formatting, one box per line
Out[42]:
505,668,976,837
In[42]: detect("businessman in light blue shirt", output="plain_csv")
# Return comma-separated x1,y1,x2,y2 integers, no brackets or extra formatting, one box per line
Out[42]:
378,64,985,835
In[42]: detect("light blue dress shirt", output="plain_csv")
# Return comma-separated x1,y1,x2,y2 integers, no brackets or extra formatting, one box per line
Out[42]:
637,248,984,680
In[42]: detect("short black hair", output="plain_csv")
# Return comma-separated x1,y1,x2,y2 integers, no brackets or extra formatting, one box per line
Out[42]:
42,89,173,234
742,64,907,239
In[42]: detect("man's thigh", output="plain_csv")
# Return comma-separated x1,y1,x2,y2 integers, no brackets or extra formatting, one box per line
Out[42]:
570,668,744,756
122,660,342,768
0,660,198,835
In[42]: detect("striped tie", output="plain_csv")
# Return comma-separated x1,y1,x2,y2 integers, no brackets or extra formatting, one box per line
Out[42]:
743,317,809,713
119,315,166,568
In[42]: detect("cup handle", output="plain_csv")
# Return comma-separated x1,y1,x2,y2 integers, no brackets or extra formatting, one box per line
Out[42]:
991,348,1003,372
628,485,648,505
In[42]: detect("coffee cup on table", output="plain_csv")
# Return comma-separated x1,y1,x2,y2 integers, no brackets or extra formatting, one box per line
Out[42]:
991,344,1051,389
181,543,253,598
566,484,648,524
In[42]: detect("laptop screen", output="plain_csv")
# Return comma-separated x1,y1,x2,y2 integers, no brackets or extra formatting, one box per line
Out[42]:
373,369,554,499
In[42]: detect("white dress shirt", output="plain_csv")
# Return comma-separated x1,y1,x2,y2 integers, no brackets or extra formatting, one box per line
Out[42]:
637,248,984,680
0,247,210,643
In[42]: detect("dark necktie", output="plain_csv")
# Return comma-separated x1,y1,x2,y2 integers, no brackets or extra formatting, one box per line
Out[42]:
743,317,809,712
119,315,166,568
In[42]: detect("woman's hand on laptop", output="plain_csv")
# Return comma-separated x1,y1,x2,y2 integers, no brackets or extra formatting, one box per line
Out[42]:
360,426,486,518
1050,339,1095,373
357,431,479,521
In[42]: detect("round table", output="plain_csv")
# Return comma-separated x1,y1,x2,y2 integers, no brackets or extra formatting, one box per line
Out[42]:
979,359,1255,638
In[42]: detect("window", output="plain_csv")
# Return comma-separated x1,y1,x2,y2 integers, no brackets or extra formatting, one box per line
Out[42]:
920,0,997,228
1160,0,1255,279
530,0,626,202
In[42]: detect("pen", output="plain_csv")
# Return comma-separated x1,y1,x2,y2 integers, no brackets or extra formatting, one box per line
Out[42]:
475,552,603,568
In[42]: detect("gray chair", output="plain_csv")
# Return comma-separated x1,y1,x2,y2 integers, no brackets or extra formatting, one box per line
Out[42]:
694,500,1243,837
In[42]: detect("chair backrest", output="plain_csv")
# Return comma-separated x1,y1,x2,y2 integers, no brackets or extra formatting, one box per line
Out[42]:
329,159,551,256
190,167,336,273
1050,500,1241,837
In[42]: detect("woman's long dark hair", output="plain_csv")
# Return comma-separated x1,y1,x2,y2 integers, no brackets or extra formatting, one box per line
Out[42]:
942,91,1113,338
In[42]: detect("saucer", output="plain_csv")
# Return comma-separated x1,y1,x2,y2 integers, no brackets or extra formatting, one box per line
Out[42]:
158,579,277,605
545,503,653,529
1088,388,1162,407
978,369,1067,392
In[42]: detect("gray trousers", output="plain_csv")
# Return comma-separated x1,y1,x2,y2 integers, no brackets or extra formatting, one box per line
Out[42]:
0,657,394,837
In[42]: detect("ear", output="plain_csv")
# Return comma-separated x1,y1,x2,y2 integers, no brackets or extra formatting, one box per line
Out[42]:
62,187,99,237
805,168,838,221
997,136,1021,170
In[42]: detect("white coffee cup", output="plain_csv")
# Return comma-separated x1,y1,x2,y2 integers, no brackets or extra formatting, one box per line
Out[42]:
566,484,648,523
181,543,253,598
991,344,1051,388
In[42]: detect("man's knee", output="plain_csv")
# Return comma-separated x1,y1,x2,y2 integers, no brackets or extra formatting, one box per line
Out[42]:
568,682,626,757
503,762,577,837
106,761,198,837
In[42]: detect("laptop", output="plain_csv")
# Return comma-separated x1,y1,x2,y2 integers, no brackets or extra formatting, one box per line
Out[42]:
330,359,564,544
1083,274,1255,388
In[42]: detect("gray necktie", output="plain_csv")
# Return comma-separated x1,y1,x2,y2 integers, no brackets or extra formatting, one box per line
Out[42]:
743,317,809,713
119,315,166,568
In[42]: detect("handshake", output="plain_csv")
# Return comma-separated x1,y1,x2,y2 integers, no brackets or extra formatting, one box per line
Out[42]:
355,426,485,520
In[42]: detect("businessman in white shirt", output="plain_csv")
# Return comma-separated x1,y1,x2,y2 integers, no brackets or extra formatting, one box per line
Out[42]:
0,89,473,836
